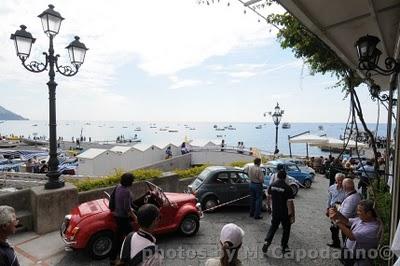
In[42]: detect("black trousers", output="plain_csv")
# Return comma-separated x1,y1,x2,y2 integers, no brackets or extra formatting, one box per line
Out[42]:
109,216,133,261
265,215,291,248
330,222,346,246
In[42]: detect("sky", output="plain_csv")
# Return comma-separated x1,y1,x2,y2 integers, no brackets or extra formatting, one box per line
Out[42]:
0,0,389,123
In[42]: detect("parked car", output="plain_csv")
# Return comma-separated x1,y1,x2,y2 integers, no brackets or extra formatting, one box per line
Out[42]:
187,166,268,211
243,163,300,197
266,160,314,188
60,181,202,260
262,166,300,196
279,158,316,178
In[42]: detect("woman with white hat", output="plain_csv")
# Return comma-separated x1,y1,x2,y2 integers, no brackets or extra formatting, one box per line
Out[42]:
205,223,244,266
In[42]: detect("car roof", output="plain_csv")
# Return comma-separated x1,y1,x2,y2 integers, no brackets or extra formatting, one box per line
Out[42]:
269,160,296,166
206,166,242,172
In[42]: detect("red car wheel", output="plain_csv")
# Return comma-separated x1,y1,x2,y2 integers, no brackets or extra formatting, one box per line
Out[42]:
87,231,114,260
179,214,200,236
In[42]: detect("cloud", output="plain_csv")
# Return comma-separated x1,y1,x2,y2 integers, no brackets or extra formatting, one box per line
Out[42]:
168,75,202,89
208,60,302,81
1,0,284,118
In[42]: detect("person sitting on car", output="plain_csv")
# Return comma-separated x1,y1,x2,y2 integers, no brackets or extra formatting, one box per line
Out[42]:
205,223,244,266
120,204,163,266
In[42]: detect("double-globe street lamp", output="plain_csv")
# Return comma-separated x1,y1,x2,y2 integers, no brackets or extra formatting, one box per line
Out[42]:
10,4,88,189
264,103,284,155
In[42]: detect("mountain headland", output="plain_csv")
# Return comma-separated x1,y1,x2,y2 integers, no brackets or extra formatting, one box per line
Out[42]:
0,105,28,120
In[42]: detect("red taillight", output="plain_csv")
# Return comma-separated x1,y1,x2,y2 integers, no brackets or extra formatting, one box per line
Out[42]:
70,227,80,241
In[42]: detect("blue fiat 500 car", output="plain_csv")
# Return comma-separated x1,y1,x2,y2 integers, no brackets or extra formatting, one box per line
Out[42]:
266,160,314,188
243,163,300,196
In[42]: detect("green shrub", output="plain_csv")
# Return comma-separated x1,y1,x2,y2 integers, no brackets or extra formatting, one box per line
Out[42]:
174,165,208,179
71,168,162,192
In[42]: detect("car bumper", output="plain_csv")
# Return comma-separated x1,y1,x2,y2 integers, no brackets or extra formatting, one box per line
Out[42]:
60,221,77,251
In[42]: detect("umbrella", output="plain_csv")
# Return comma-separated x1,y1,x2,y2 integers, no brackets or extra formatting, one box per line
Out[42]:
288,133,328,157
310,137,368,149
289,134,328,145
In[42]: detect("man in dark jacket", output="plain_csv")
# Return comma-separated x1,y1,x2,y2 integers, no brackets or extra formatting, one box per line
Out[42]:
109,173,137,265
262,170,295,254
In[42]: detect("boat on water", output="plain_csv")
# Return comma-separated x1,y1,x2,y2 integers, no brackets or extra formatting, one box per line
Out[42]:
189,127,196,130
21,138,48,146
159,128,167,131
122,126,128,128
84,122,91,125
168,129,179,133
318,125,324,131
32,124,38,127
215,128,225,131
255,125,262,129
134,127,141,131
282,122,291,129
227,125,236,130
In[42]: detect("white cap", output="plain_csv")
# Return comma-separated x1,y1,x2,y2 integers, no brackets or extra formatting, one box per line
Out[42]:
220,223,244,248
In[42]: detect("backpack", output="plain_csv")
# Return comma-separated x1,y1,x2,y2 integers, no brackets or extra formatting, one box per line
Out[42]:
108,186,117,211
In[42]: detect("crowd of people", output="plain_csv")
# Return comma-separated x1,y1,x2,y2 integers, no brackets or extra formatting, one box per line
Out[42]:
1,151,385,265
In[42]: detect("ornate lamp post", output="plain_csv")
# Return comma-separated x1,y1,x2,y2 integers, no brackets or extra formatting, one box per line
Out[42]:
264,103,284,154
10,4,88,189
355,35,400,76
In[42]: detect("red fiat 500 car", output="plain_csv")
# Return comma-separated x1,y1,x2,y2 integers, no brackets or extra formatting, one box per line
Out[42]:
60,181,202,259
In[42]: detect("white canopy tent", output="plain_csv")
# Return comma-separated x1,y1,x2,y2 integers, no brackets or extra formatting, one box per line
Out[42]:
289,134,328,144
288,132,329,157
317,138,368,149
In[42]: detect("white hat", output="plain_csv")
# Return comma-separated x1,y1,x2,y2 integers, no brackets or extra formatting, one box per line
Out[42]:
220,223,244,248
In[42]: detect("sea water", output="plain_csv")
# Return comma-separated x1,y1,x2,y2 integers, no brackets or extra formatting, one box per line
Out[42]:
0,120,389,157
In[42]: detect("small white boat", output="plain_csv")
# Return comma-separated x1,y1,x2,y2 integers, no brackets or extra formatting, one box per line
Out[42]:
255,125,262,129
215,128,225,131
168,129,179,133
159,128,167,131
189,127,196,130
134,127,141,131
282,122,291,129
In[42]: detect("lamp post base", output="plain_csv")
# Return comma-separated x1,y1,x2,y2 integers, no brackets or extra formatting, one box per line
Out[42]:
45,171,65,189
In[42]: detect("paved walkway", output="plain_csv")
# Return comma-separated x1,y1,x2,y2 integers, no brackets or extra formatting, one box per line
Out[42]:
10,174,342,265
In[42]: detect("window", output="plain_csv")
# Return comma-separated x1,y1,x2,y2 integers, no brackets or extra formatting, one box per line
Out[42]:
233,172,249,184
286,164,299,172
213,172,230,184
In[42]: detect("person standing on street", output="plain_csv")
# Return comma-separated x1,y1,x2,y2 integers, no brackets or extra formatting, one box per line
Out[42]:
0,206,20,266
326,173,346,248
244,158,264,220
109,173,137,266
263,170,295,254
